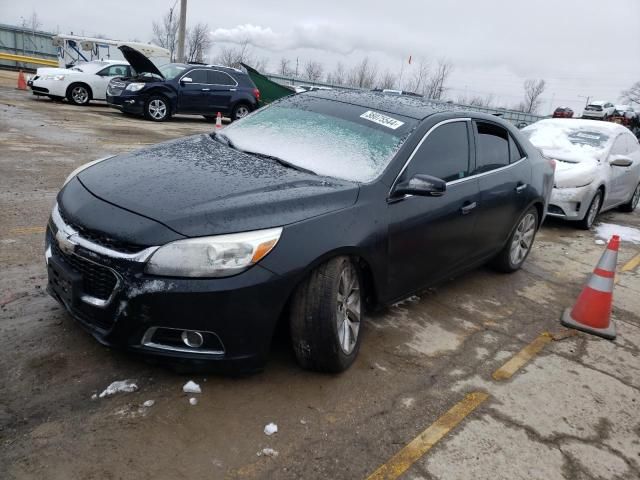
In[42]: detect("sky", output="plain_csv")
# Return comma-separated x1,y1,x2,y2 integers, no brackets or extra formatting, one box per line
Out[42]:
2,0,640,115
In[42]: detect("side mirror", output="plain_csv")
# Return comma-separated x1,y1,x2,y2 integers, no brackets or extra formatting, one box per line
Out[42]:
181,76,193,84
392,174,446,198
609,155,633,167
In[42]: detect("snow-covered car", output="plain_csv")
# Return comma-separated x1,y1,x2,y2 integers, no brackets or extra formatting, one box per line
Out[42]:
582,101,615,120
522,119,640,228
30,60,133,105
614,105,636,120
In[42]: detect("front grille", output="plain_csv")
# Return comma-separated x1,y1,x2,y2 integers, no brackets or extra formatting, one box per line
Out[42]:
51,241,118,301
58,207,145,254
107,80,125,96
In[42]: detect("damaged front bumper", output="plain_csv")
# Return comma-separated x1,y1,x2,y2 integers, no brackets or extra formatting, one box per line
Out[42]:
546,184,594,220
45,204,291,373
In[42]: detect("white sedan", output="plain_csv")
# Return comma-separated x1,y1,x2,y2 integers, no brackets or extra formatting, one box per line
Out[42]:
30,60,132,105
522,119,640,229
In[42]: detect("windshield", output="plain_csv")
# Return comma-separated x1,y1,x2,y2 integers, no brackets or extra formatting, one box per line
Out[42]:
220,96,417,182
159,63,186,79
522,121,612,161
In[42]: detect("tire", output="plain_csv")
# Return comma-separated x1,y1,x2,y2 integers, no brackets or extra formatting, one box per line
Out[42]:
231,102,251,121
47,95,63,102
577,189,602,230
290,256,363,373
619,183,640,212
490,207,539,273
144,95,170,121
66,83,91,105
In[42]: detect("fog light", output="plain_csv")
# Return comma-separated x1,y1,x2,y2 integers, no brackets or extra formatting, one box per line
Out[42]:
181,330,204,348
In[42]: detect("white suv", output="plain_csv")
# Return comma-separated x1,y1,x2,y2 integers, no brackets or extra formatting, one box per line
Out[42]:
582,101,615,120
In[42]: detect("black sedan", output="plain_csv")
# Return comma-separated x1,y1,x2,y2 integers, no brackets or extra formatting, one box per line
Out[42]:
46,91,554,373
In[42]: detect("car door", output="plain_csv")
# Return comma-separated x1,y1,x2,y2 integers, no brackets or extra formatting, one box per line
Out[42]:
177,69,209,113
93,64,129,100
387,119,480,299
471,120,532,259
605,134,631,207
203,70,237,114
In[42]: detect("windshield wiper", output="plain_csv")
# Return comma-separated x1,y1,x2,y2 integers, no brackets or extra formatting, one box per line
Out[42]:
244,151,317,175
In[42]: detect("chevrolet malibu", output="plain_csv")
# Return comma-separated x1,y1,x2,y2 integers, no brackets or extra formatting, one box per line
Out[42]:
46,91,554,373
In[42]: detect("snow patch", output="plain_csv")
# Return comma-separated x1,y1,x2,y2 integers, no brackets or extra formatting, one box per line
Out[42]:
142,400,155,408
392,295,420,308
128,280,175,298
189,397,198,406
257,447,279,458
401,397,415,408
98,379,138,398
182,380,201,394
594,223,640,244
264,422,278,436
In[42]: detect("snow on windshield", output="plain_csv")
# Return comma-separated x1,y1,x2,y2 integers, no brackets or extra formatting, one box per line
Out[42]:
522,119,618,162
222,104,409,182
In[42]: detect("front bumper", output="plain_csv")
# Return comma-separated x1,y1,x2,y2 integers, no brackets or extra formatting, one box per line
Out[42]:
45,204,292,372
31,79,66,97
106,93,145,115
546,184,593,220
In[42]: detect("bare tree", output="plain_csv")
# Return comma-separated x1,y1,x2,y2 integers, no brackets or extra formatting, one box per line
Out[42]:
402,59,429,94
621,81,640,106
457,93,495,108
21,11,42,31
424,60,453,100
348,57,378,88
185,23,212,63
152,9,179,61
278,58,292,76
522,79,546,113
303,60,324,82
326,62,347,85
377,70,397,90
213,41,268,71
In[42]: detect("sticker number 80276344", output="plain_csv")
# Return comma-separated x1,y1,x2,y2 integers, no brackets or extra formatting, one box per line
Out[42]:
360,110,405,130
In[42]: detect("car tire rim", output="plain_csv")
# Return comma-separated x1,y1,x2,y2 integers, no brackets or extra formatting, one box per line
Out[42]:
510,213,536,266
149,99,167,120
235,106,249,119
72,87,88,104
632,185,640,210
336,263,360,355
587,193,601,228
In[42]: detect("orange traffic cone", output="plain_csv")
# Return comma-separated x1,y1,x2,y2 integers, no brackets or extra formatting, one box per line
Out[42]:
561,235,619,340
17,70,27,90
215,111,222,130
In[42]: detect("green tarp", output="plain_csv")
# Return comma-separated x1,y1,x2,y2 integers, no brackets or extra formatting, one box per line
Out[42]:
241,63,295,106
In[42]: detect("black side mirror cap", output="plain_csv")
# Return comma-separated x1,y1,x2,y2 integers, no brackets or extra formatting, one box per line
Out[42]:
392,174,447,198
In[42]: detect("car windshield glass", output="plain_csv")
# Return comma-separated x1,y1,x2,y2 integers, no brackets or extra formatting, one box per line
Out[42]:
522,121,612,161
220,96,417,182
159,64,186,79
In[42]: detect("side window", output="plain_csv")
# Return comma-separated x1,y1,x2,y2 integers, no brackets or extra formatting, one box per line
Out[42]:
627,134,640,154
208,70,236,86
474,122,510,173
98,65,128,76
508,135,524,164
610,136,627,155
404,121,470,182
186,69,208,84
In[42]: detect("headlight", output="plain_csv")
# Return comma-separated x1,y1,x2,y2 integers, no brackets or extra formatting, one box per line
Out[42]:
44,74,66,81
62,155,115,187
145,228,283,278
125,82,145,92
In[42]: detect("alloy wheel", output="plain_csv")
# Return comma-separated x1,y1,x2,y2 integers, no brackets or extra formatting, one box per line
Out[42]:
234,105,250,119
336,263,361,355
72,86,88,104
149,99,167,120
586,193,601,228
510,213,536,266
632,185,640,210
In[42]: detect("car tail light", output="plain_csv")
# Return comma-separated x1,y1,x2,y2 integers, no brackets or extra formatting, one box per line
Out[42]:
253,88,260,101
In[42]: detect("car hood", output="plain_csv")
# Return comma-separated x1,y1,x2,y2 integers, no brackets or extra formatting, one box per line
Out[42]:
77,134,360,237
549,154,600,188
118,45,163,78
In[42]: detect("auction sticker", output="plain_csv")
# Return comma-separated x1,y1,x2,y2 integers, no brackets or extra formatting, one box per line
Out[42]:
360,110,404,130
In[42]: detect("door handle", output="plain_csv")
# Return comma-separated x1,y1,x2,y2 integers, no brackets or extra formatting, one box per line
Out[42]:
460,201,477,215
515,183,528,193
229,88,237,91
201,88,210,91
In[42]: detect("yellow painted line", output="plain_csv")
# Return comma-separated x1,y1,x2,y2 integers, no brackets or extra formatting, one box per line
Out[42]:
366,392,489,480
492,332,553,381
7,226,46,236
620,252,640,273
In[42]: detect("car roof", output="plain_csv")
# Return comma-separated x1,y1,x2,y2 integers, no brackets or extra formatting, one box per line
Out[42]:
182,63,246,75
306,90,484,121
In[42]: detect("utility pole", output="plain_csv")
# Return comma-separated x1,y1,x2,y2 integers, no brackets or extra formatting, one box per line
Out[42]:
176,0,187,63
578,95,591,108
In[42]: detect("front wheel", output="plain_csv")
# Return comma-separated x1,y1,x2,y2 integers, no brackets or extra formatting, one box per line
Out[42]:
577,190,602,230
619,183,640,212
490,207,539,273
289,257,363,373
144,95,170,121
66,83,91,106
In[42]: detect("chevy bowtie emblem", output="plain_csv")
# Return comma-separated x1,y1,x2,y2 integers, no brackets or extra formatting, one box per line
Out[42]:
55,229,77,255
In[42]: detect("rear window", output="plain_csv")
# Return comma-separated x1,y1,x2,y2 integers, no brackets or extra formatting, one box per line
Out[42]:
221,96,418,182
474,122,510,173
586,104,603,111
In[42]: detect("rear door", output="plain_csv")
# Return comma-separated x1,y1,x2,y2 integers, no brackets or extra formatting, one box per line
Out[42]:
178,69,209,113
203,70,237,114
387,119,480,299
471,120,532,258
608,134,639,206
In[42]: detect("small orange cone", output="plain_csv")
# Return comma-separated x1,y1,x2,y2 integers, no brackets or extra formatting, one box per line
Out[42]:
215,111,222,130
17,70,27,90
561,235,619,340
